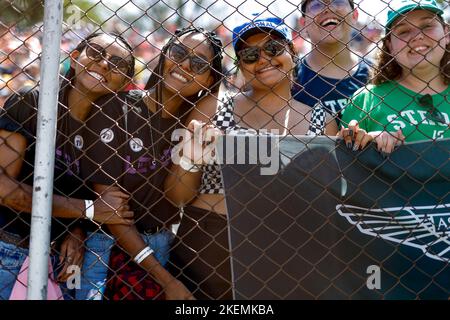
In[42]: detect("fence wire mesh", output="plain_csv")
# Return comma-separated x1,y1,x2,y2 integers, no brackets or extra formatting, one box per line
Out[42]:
0,0,449,300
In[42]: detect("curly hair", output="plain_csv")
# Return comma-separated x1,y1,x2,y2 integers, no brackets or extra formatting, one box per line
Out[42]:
144,26,224,122
372,19,450,85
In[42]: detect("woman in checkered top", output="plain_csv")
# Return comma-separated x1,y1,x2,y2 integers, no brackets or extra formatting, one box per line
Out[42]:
165,16,338,300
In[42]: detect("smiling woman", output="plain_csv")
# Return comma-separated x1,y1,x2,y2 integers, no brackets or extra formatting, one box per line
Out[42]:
159,32,216,100
69,33,134,94
0,31,135,300
341,0,450,153
78,26,225,300
164,15,338,300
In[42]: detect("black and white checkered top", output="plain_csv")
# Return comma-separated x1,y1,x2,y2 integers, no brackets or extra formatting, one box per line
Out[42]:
199,93,328,195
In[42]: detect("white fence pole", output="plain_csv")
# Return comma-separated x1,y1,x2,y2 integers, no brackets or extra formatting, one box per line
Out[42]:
27,0,63,300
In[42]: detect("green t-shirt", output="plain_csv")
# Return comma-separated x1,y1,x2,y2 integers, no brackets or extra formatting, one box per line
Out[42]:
341,81,450,141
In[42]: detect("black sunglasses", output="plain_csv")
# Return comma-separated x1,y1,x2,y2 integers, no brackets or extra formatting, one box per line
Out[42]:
85,43,132,74
168,43,210,75
237,39,287,64
418,94,447,125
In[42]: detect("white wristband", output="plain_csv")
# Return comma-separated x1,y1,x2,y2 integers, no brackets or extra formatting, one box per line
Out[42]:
179,156,200,173
134,246,154,264
84,200,95,220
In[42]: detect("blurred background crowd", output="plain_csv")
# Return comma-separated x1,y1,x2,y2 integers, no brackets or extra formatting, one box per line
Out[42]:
0,0,448,106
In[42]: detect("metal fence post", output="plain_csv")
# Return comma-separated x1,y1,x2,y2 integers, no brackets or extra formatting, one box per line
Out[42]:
27,0,63,300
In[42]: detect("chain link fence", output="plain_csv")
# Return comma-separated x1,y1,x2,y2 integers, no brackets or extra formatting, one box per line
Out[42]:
0,0,449,300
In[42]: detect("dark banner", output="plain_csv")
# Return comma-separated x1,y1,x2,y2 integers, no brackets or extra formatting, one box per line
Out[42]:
220,136,450,299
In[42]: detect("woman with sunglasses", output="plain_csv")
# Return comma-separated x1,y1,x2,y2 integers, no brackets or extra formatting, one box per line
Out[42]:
341,0,450,154
80,26,223,300
0,32,135,300
165,16,338,300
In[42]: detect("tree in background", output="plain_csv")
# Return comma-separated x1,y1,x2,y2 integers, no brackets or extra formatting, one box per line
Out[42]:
0,0,104,30
0,0,43,30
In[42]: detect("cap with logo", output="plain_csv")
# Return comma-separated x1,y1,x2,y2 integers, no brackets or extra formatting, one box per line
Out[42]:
232,14,292,51
386,0,444,30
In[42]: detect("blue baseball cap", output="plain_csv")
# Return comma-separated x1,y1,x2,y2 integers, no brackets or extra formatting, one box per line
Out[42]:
386,0,444,30
232,15,292,51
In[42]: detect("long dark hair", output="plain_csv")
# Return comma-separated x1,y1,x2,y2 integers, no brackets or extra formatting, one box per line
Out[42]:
144,26,224,123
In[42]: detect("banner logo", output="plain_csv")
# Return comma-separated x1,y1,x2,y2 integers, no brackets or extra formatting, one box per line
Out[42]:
336,204,450,262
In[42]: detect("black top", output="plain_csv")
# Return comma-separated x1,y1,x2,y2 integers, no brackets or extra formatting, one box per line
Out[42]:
82,90,179,232
0,84,94,240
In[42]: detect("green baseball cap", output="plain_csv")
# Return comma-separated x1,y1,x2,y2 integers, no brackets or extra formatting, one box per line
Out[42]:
386,0,444,30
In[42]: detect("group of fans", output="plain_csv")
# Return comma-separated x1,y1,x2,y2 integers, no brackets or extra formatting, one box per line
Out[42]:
0,0,449,300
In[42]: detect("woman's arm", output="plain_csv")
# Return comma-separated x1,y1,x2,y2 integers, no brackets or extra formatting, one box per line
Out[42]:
164,94,220,207
107,223,194,299
0,129,133,225
94,183,194,300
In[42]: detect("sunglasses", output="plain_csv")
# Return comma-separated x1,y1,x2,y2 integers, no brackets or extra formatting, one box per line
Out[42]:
306,0,351,15
168,43,210,74
85,43,131,74
418,94,447,125
237,39,287,64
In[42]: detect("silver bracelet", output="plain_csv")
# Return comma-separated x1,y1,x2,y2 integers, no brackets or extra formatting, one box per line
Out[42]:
134,246,154,264
84,200,95,220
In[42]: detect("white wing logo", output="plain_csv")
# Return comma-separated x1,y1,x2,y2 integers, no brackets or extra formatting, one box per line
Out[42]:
336,204,450,262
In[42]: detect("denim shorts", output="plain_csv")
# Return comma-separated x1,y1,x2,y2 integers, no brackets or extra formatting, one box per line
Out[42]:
0,238,75,300
75,229,174,300
0,240,28,300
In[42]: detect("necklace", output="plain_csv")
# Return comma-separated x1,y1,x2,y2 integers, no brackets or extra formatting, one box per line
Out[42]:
122,92,160,167
148,106,158,166
60,90,80,176
146,89,162,166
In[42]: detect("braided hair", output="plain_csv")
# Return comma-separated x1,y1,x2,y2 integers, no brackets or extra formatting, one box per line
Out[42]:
144,26,224,122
